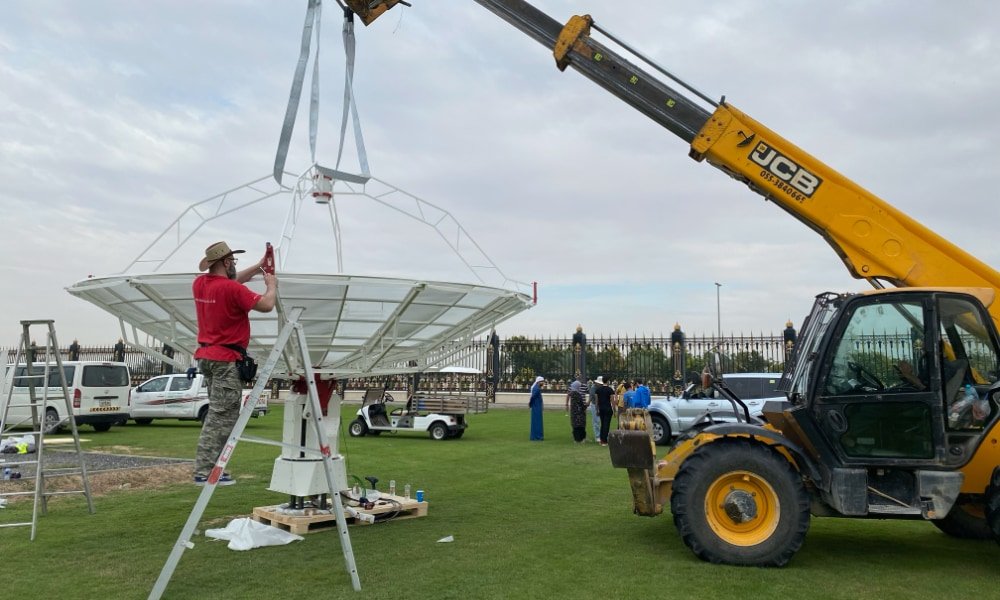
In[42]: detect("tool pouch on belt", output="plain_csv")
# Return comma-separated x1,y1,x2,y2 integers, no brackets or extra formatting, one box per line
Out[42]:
223,344,258,384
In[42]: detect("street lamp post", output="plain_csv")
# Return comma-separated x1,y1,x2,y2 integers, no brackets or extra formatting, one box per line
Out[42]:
714,282,722,340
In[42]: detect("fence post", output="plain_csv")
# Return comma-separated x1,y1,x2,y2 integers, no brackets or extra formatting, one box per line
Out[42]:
783,320,797,362
572,325,587,382
670,323,685,395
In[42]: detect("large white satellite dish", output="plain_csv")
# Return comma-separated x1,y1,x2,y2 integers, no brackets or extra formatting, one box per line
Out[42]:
67,167,534,376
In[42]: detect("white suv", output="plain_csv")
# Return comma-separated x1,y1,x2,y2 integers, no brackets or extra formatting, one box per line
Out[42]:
646,373,784,445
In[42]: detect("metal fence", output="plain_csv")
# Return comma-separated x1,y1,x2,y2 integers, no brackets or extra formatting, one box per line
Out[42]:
436,332,794,394
2,330,795,393
2,345,172,386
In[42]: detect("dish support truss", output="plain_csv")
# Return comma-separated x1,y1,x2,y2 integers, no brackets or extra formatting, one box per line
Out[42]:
120,165,531,296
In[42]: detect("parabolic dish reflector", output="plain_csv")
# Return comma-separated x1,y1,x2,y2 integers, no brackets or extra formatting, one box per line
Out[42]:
68,272,531,376
66,168,533,375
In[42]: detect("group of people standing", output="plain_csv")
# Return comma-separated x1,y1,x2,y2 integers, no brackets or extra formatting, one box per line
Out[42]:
529,375,651,445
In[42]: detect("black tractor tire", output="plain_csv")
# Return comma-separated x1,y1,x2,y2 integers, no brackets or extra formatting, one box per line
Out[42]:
650,414,671,446
198,406,210,424
670,438,810,567
92,423,113,433
428,422,449,441
985,470,1000,544
450,429,466,439
348,419,368,437
134,418,154,426
933,501,993,540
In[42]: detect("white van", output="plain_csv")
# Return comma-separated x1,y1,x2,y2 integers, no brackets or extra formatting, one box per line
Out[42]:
2,361,131,433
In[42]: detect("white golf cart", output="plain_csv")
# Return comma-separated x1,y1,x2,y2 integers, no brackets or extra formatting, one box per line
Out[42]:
347,368,489,441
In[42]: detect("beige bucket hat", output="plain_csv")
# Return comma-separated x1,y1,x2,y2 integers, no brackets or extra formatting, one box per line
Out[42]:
198,241,245,271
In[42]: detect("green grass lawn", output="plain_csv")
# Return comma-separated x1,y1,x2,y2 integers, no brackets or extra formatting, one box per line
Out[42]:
1,406,999,599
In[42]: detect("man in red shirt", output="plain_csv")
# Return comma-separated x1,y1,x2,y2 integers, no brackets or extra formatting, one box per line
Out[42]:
192,241,277,485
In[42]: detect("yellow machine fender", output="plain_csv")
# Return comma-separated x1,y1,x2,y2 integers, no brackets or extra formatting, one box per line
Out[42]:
661,423,824,497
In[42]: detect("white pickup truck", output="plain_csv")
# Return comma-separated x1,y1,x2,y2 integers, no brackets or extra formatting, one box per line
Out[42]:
129,373,268,425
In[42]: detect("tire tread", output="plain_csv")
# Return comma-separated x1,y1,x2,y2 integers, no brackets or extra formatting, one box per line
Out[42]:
670,438,810,566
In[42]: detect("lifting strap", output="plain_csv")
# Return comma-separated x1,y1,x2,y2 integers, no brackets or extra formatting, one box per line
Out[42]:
274,1,370,186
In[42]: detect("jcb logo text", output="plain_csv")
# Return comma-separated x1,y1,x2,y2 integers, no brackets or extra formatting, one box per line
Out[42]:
749,142,822,199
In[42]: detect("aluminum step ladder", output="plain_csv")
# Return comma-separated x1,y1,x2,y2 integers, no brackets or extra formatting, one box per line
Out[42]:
0,320,95,540
148,306,361,599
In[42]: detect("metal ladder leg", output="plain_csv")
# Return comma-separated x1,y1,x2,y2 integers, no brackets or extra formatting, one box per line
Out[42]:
40,321,95,517
293,320,361,591
149,306,361,599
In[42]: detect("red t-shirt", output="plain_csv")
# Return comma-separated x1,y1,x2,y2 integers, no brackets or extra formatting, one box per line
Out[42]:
192,274,262,362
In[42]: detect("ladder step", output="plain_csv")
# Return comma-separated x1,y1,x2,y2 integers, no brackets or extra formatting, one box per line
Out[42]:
0,491,38,499
1,431,44,438
42,490,89,497
44,470,87,477
0,522,35,529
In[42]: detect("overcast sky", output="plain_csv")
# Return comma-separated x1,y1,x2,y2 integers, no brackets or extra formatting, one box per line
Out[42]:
2,0,999,349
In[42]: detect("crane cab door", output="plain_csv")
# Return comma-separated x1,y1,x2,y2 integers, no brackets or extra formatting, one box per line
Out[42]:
812,292,1000,466
812,295,939,464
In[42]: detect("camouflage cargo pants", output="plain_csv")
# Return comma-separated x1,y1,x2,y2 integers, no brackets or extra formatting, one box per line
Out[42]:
194,359,241,477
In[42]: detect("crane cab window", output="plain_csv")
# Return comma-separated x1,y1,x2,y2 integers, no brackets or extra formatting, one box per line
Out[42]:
823,300,927,397
937,296,999,430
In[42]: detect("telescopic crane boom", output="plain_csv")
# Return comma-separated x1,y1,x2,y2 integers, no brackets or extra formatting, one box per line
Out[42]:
347,0,1000,326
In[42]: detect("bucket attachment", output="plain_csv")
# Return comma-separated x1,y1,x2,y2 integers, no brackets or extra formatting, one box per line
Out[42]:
609,409,662,516
609,429,656,470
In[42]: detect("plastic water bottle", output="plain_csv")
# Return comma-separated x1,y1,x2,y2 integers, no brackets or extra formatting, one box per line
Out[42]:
389,480,396,496
950,384,978,429
972,386,990,423
404,484,411,500
2,467,10,480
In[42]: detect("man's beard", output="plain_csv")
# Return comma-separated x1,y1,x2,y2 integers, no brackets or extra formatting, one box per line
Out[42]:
226,262,237,279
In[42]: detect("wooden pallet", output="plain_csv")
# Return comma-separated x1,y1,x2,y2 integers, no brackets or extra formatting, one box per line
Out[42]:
252,494,428,534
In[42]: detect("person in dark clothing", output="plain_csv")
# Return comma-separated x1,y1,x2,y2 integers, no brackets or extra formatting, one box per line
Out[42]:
162,343,175,375
68,339,81,361
593,376,615,445
565,379,587,443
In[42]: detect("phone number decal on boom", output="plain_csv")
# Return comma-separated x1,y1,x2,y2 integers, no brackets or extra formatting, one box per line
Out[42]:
749,141,822,202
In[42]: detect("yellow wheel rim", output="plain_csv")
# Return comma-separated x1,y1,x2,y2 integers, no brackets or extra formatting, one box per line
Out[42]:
704,470,780,546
